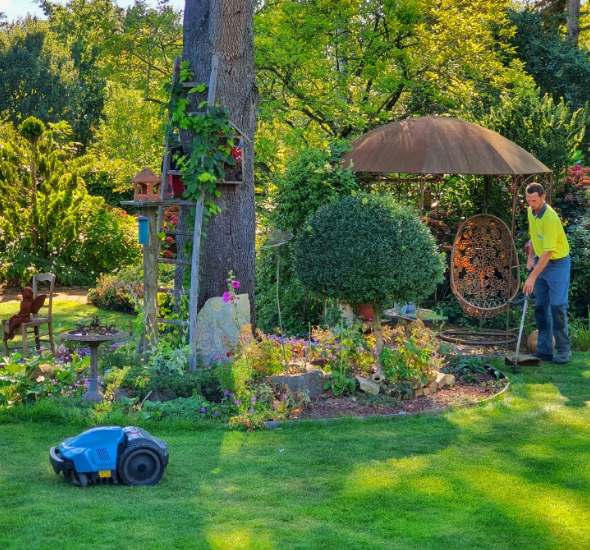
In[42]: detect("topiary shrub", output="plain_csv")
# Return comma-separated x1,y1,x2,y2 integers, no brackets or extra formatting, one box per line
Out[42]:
294,193,446,356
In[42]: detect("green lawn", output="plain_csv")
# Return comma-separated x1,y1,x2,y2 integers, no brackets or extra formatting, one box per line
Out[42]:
0,300,135,350
1,354,589,549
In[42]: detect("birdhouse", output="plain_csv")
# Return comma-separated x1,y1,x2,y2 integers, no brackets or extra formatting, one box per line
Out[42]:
133,168,161,202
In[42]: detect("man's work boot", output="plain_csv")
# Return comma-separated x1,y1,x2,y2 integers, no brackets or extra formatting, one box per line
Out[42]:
553,351,572,364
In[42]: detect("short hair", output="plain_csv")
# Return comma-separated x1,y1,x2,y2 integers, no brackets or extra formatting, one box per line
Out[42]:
526,183,546,197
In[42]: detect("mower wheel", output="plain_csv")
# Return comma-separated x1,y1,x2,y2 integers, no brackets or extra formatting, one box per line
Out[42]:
118,444,164,486
71,471,89,488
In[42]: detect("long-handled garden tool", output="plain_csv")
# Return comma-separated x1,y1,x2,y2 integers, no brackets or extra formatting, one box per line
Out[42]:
505,292,542,372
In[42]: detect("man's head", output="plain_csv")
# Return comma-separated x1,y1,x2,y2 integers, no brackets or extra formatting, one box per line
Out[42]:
525,183,546,212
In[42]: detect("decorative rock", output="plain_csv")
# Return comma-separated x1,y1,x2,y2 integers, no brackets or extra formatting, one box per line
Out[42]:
409,376,422,390
439,374,456,389
356,376,380,395
428,371,439,384
435,372,446,388
415,389,424,397
423,386,432,396
269,367,325,397
28,363,56,381
194,294,250,366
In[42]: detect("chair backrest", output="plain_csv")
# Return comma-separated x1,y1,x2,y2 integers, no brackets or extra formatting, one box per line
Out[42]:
32,273,56,320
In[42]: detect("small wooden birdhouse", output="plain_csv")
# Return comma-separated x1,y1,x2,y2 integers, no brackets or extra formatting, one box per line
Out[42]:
133,168,161,202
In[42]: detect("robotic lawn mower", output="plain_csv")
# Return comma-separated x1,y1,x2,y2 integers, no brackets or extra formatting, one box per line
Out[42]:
50,426,169,487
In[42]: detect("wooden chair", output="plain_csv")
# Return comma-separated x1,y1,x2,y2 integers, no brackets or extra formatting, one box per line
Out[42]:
2,273,56,356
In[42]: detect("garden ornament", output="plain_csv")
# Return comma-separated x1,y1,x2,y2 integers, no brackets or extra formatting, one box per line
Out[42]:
3,287,46,340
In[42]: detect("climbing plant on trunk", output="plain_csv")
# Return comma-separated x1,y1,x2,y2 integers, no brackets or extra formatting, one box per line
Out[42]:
182,0,258,320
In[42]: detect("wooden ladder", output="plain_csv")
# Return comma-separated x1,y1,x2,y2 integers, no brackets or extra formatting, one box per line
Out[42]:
155,55,219,370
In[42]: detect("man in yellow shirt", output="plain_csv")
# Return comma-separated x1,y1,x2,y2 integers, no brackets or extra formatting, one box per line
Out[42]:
524,183,571,363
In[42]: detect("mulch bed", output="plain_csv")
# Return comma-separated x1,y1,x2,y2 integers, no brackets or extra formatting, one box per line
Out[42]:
294,374,506,420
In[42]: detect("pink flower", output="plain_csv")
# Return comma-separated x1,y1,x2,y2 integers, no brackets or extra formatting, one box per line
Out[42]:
232,280,240,289
222,292,232,302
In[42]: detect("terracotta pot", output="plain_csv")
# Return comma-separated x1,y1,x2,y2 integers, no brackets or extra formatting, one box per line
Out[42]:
526,330,555,353
355,304,374,321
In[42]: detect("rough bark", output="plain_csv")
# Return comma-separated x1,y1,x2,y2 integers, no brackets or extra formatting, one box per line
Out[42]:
567,0,581,45
182,0,258,323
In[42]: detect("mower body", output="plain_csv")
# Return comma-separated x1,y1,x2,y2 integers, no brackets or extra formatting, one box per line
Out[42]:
50,426,169,487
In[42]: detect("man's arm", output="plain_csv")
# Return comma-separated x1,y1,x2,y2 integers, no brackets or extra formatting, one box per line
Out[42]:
526,240,535,271
523,250,553,293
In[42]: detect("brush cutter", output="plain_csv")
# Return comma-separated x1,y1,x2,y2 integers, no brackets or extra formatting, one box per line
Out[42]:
505,292,541,372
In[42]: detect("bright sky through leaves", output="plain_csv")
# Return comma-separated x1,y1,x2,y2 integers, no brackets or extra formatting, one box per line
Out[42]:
0,0,184,20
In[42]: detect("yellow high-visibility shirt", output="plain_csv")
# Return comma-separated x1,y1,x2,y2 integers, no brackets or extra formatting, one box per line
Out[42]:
528,203,569,259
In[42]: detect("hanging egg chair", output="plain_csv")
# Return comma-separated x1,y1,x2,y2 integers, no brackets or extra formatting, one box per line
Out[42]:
450,214,519,319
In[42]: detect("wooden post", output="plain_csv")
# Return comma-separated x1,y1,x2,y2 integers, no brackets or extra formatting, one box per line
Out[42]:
188,197,204,371
142,205,159,351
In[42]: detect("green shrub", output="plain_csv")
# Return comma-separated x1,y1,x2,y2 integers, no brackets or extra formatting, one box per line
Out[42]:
117,365,222,401
256,144,359,334
295,194,446,309
88,265,143,313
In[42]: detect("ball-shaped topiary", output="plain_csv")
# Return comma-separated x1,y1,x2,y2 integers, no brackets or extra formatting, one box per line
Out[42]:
19,117,46,144
295,193,446,310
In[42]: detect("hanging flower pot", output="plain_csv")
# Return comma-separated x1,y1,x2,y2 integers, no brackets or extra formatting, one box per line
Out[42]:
168,174,185,196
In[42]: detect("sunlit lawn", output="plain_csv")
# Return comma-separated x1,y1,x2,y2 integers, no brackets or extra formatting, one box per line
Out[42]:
1,353,589,549
0,299,135,351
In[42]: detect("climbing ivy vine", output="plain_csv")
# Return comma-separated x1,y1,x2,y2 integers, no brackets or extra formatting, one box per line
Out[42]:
165,61,237,218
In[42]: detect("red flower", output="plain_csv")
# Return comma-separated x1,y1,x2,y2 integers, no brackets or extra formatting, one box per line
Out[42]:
163,250,173,259
226,352,231,358
166,237,174,244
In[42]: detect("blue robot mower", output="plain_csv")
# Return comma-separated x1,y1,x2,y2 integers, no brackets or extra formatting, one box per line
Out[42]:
50,426,169,487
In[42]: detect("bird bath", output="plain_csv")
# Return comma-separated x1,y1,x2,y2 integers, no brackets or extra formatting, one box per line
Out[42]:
60,317,127,403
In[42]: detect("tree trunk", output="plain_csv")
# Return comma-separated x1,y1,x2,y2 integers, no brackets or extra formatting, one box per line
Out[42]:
183,0,258,324
567,0,581,45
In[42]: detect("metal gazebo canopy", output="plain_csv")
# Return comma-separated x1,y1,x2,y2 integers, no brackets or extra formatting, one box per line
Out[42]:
341,115,553,321
342,115,551,175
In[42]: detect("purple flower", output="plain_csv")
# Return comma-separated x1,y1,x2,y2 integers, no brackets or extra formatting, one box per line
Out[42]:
224,390,229,396
215,356,221,361
222,292,232,303
248,408,254,413
214,410,219,416
230,393,235,398
273,404,279,410
232,280,240,289
251,397,257,403
282,394,288,400
234,400,241,405
200,407,206,413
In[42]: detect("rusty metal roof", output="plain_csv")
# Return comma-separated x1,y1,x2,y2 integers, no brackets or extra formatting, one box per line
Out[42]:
132,167,161,183
342,116,551,175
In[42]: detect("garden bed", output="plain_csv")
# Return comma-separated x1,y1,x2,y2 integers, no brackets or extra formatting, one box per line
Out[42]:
290,372,508,421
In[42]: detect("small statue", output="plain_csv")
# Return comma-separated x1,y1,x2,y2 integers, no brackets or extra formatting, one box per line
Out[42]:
3,287,46,340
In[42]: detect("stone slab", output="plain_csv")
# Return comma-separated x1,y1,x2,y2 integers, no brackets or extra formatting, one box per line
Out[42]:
195,294,250,366
269,367,325,397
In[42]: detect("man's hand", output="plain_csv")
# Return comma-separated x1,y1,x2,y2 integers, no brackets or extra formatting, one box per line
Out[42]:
523,275,536,294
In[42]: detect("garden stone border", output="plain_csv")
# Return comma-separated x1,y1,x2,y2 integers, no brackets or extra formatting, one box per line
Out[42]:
264,380,511,429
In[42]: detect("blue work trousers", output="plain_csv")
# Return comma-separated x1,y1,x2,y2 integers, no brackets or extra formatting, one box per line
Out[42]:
533,255,571,357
